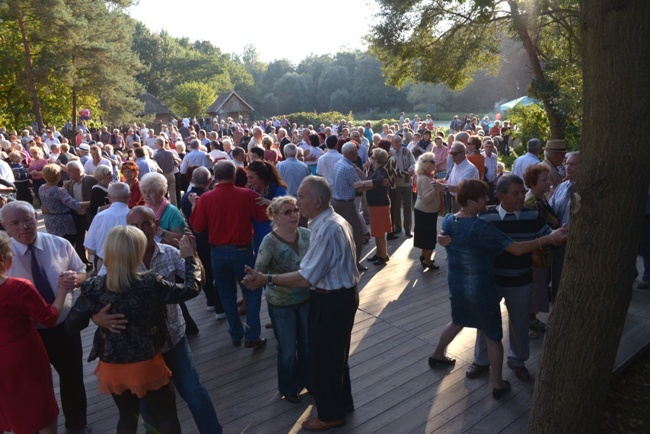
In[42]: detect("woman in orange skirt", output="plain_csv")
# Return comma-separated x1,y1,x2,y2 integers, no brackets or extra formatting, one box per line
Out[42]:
365,148,392,265
66,226,201,434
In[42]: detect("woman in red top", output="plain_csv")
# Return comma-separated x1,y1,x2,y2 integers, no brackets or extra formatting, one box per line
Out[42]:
466,136,486,180
120,160,145,208
0,232,69,434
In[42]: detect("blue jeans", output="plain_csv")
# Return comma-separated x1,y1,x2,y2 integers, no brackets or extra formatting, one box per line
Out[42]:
211,245,262,341
141,336,222,434
268,301,311,396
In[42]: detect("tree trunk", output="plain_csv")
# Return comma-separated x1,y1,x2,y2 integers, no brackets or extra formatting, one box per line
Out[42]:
72,89,78,136
16,10,44,132
529,0,650,432
507,1,563,139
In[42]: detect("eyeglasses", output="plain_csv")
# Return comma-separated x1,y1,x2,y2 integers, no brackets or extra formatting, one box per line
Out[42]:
282,208,300,216
450,151,464,156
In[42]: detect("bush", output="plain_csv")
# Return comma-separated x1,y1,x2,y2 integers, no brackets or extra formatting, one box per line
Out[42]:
369,118,399,133
282,111,352,128
506,104,550,146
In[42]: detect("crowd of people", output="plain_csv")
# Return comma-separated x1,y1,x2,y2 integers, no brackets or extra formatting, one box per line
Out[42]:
0,112,647,433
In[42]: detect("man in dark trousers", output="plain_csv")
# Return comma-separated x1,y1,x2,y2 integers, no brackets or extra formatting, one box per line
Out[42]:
1,200,90,433
180,166,225,318
466,175,552,383
242,176,360,431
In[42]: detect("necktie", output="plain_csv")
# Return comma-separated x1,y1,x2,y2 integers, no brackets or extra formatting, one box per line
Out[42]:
28,245,56,304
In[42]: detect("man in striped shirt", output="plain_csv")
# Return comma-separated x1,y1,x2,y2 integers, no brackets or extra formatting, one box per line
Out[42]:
467,175,552,383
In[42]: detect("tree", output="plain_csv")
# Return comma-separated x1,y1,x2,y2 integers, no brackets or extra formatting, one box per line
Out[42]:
171,82,215,118
368,0,580,139
0,0,142,129
259,93,279,117
273,73,309,114
529,0,650,431
318,66,349,111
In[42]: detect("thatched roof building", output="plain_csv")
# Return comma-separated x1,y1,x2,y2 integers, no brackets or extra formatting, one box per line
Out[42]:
138,93,171,133
206,91,254,123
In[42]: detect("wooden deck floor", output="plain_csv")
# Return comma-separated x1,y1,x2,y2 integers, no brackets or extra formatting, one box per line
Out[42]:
48,218,650,433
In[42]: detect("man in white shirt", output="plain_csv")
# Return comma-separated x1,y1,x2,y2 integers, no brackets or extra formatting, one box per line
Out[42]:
512,138,542,181
84,182,130,270
242,176,359,431
316,135,343,186
247,126,264,152
439,142,479,212
83,144,112,175
44,129,61,151
143,129,157,150
1,201,90,433
208,141,229,163
482,137,499,201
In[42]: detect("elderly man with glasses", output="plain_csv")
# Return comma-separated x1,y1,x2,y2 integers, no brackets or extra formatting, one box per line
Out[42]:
436,142,479,212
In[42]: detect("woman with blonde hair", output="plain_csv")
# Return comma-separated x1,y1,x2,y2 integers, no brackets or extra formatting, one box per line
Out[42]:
38,164,89,244
413,153,441,270
0,231,70,434
66,225,201,433
255,196,311,403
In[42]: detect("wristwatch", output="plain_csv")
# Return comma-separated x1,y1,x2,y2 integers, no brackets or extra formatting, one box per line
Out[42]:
267,274,275,288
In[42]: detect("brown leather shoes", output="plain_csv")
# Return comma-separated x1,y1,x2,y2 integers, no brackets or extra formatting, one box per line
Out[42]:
507,362,531,381
302,417,345,431
465,362,490,379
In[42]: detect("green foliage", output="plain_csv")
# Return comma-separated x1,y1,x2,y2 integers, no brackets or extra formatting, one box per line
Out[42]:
170,82,216,118
283,112,352,128
507,104,550,146
0,0,143,128
369,118,399,132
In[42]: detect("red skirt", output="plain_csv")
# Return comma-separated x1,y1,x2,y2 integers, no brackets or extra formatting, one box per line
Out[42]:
369,206,392,238
0,329,58,434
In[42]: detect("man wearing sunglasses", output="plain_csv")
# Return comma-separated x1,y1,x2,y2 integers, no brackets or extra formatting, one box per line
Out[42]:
436,142,479,212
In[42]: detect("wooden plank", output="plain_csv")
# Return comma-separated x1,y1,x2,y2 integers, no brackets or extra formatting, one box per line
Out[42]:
42,215,650,433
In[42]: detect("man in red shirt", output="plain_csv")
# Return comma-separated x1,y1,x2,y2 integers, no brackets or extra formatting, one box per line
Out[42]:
189,160,269,348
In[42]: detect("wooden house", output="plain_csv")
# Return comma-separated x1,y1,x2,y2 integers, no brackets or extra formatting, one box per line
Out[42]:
206,91,254,124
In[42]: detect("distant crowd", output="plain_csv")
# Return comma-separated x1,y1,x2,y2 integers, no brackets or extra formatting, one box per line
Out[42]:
0,111,647,434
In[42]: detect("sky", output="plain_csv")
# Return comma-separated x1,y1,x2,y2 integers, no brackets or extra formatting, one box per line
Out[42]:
127,0,381,65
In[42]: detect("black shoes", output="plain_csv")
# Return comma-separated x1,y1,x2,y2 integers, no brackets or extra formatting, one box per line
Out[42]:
492,380,511,399
284,394,301,404
386,232,399,240
244,337,267,349
428,356,456,368
419,256,440,270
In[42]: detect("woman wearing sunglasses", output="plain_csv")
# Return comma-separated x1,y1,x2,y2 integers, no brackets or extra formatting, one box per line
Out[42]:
254,196,311,405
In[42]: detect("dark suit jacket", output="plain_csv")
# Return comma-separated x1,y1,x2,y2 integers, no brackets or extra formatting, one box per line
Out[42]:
65,175,97,201
66,174,97,230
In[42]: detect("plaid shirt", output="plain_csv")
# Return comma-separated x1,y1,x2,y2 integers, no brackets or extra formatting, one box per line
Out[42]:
139,243,187,348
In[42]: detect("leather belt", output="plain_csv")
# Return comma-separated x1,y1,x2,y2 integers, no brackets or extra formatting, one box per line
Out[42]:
214,243,251,250
313,286,357,294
